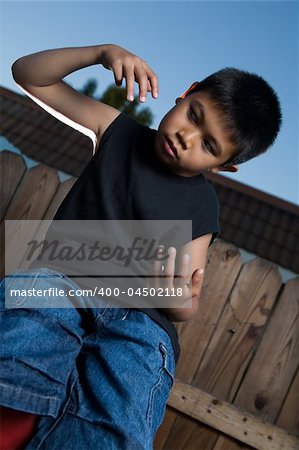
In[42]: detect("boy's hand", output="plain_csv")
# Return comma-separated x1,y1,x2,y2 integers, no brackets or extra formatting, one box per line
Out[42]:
149,246,204,321
100,44,159,103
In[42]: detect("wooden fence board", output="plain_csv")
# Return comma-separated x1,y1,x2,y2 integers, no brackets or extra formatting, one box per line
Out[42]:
1,163,60,275
43,177,76,220
276,368,299,434
215,277,299,450
0,151,26,222
175,240,243,383
167,380,299,450
233,277,299,421
193,258,282,399
2,163,60,221
212,435,246,449
182,418,224,450
163,259,282,450
154,408,180,450
24,178,78,261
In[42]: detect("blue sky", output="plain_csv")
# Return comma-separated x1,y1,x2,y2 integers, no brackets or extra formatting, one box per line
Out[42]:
1,1,298,204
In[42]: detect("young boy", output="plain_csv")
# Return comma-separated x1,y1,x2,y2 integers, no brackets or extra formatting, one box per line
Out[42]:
0,44,281,449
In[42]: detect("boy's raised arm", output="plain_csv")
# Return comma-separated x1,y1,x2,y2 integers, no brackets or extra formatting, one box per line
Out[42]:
11,44,159,153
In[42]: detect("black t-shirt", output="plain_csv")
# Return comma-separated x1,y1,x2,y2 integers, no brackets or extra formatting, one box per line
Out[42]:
43,113,220,363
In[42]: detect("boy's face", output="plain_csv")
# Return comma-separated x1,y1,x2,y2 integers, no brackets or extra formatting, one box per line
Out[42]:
155,91,238,177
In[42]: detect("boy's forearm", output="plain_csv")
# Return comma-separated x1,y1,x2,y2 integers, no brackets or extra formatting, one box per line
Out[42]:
11,45,108,86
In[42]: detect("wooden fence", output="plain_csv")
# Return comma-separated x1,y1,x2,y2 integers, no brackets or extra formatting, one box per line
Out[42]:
1,150,299,450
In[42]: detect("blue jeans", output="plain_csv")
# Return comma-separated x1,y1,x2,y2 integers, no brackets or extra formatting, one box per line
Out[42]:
0,267,176,449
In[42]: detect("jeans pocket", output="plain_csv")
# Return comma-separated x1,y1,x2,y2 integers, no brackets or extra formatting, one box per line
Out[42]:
146,341,175,433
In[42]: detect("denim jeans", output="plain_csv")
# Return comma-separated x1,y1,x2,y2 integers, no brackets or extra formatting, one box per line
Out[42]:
0,267,176,449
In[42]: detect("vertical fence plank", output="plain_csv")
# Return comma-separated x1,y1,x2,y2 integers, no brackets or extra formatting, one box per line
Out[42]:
154,408,178,450
234,277,299,420
214,277,299,450
213,435,246,450
0,151,27,222
276,367,299,435
1,163,60,276
43,177,76,220
3,163,60,220
194,259,282,399
176,240,243,383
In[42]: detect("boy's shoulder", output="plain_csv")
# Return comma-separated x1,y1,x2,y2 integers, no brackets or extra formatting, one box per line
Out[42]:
95,112,154,155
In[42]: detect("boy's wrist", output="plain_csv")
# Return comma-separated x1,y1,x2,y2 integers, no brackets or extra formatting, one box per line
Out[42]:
94,44,121,67
93,44,110,65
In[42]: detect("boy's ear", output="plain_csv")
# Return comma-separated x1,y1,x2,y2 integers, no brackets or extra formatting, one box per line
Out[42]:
210,164,239,174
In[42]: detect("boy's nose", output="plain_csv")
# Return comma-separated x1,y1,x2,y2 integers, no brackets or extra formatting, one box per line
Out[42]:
176,129,201,150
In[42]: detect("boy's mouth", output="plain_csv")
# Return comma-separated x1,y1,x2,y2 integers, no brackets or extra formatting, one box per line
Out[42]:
164,137,178,159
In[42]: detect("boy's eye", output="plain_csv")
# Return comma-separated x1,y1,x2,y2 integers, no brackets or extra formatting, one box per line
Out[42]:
202,139,213,153
188,107,197,123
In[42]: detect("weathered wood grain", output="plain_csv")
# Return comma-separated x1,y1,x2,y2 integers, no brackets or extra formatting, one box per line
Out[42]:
154,407,178,450
212,435,246,450
193,258,282,399
215,277,299,450
26,177,77,260
276,368,299,434
176,240,243,383
168,379,299,450
234,277,299,421
1,163,59,275
3,163,60,220
0,151,26,222
43,177,76,220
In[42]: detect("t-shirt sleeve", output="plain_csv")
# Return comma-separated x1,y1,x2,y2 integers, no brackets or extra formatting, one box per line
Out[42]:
192,182,220,245
96,112,125,150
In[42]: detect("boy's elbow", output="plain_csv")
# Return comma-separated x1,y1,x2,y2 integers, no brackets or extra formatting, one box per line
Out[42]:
11,58,27,84
11,59,21,83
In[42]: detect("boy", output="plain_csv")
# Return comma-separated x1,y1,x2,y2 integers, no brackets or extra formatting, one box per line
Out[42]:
0,44,281,449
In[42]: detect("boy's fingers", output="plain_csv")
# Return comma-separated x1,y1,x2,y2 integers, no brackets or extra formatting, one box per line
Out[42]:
147,69,159,98
135,67,149,102
112,62,123,86
152,245,164,288
177,253,190,288
124,66,135,102
165,247,176,287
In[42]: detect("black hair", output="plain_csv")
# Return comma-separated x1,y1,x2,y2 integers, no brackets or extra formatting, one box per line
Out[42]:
187,68,282,165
